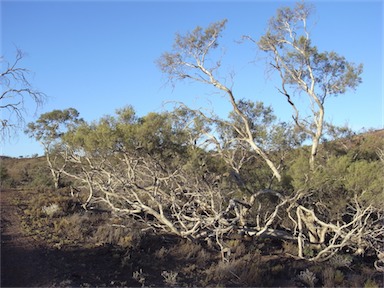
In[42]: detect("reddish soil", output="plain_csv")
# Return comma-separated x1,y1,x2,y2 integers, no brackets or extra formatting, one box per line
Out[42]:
0,189,289,287
1,189,55,287
3,189,380,287
0,190,135,287
0,189,320,287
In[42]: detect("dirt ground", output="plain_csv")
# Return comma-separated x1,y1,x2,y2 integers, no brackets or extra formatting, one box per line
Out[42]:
0,189,294,287
1,189,58,286
2,189,382,287
0,189,137,287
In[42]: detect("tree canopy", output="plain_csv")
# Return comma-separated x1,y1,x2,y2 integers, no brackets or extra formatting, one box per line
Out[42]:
255,2,363,169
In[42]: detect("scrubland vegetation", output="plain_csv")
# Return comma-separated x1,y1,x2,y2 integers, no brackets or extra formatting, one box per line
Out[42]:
2,127,383,287
1,2,383,287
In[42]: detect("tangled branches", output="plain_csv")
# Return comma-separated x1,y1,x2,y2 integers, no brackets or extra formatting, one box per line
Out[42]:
59,146,383,267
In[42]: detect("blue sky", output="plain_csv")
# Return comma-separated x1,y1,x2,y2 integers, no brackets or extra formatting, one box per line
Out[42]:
1,0,383,157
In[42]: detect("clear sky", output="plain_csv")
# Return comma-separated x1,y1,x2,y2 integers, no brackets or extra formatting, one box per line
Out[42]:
1,0,383,157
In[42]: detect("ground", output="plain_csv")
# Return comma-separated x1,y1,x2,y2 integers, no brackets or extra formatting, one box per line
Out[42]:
1,189,140,287
1,188,382,287
0,188,295,287
1,189,52,286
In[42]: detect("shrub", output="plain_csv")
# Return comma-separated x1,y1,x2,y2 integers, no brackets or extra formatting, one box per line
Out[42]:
345,160,384,207
41,203,61,217
328,254,353,268
92,222,133,248
334,269,345,285
297,269,317,288
161,270,178,287
364,278,380,288
322,267,335,287
204,251,264,286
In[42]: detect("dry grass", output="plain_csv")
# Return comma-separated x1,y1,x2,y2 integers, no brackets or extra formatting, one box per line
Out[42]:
3,153,384,287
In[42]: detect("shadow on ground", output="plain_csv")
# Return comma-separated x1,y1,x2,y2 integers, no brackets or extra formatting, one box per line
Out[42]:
1,243,141,287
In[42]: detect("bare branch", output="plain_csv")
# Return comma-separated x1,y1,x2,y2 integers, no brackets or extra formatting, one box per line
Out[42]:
1,50,46,139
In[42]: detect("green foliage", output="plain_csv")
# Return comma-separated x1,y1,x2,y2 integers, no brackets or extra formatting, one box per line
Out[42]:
25,108,84,189
224,100,297,152
259,3,363,99
313,51,363,96
313,155,351,191
345,160,384,207
228,100,275,137
135,112,185,156
257,2,363,170
287,149,311,190
157,19,227,84
63,107,191,167
25,108,83,144
287,132,384,218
